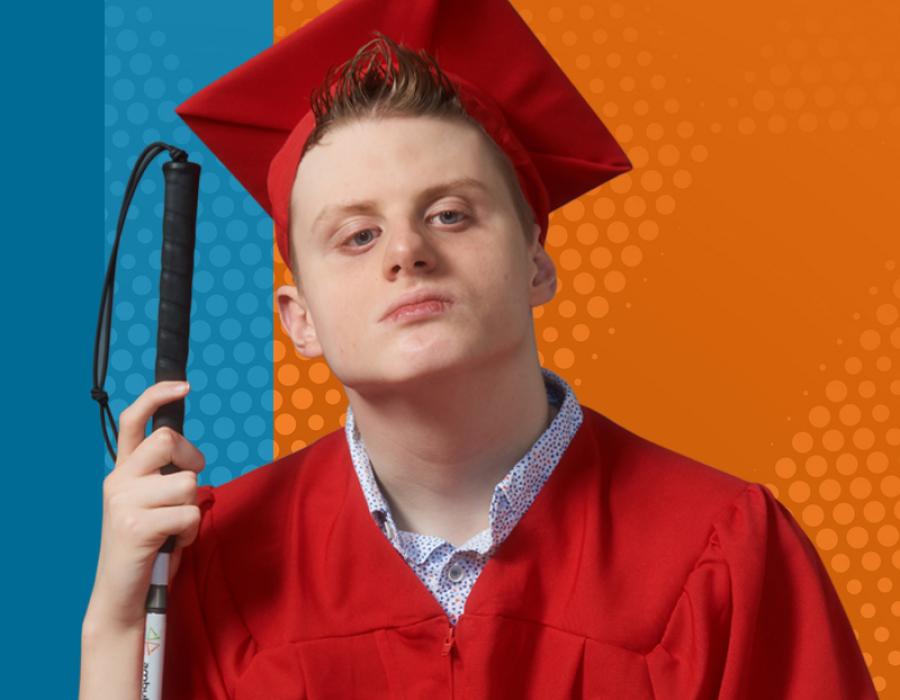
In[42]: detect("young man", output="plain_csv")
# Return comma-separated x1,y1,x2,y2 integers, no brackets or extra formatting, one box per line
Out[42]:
81,1,878,698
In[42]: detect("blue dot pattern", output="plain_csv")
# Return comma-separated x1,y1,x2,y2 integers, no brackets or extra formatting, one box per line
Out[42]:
345,367,584,625
104,2,272,484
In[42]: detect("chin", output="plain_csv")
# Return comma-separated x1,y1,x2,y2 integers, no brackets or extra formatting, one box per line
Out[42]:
391,326,457,355
374,337,472,387
392,341,462,375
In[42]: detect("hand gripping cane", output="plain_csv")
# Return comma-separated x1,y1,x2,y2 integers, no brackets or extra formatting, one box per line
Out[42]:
91,142,201,700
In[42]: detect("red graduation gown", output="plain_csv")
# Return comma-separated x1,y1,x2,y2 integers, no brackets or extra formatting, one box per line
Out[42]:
162,404,878,699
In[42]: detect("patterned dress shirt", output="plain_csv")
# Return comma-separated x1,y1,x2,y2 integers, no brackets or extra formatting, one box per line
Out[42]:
344,367,584,624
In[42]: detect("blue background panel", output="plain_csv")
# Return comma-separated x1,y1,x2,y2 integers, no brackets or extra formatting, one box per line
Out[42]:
0,2,271,696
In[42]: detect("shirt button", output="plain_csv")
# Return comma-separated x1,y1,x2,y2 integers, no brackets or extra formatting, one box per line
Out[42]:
447,562,464,583
383,519,396,541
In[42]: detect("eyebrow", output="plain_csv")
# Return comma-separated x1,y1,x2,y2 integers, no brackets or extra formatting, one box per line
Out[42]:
310,176,492,235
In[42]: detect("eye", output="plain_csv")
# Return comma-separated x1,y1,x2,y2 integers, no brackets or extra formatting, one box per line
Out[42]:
429,209,467,225
340,210,468,250
344,228,378,248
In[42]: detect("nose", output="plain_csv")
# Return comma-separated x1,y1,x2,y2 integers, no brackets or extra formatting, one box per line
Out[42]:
381,220,438,278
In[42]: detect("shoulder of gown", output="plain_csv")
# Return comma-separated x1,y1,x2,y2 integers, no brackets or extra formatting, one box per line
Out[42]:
644,480,879,699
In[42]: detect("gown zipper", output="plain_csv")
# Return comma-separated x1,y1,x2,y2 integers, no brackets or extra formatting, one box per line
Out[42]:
442,619,457,698
441,620,457,656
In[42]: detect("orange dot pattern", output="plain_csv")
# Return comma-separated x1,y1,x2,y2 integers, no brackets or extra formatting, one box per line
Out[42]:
271,1,897,693
767,261,899,696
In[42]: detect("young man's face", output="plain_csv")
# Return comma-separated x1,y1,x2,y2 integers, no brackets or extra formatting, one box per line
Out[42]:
276,115,556,393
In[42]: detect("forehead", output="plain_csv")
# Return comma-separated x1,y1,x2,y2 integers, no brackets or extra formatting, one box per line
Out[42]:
290,115,505,228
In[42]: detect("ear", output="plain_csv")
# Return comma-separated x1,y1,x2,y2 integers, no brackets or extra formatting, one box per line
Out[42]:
527,222,557,308
275,284,324,359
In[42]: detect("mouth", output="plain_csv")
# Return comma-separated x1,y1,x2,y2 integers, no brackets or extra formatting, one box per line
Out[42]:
382,298,453,324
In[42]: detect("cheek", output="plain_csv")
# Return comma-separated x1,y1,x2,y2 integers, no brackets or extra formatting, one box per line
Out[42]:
319,295,370,354
472,245,529,296
470,270,531,332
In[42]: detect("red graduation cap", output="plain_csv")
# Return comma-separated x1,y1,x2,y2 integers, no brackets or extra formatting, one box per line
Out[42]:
175,0,632,272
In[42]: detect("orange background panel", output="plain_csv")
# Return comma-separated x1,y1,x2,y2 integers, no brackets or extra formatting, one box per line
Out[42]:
271,1,900,694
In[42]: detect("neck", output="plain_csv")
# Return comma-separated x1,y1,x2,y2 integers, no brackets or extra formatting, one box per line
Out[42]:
345,349,555,546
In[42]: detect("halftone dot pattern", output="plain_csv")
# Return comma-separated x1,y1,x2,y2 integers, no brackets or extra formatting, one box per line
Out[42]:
767,260,899,695
516,1,693,405
725,12,900,140
104,1,273,486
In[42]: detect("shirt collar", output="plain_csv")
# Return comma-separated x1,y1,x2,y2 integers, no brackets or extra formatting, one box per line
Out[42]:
344,367,584,563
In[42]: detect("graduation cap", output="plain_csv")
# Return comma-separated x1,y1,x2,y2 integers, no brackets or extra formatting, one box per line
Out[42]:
175,0,632,272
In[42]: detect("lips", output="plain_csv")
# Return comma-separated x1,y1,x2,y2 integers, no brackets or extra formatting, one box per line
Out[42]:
386,299,450,322
380,289,454,322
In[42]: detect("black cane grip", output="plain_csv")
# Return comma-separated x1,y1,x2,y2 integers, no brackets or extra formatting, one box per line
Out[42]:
152,160,200,477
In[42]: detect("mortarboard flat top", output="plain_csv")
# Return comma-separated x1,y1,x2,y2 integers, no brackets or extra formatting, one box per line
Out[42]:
176,0,632,272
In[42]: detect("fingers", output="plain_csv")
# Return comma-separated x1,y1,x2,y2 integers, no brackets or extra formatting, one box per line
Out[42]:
115,425,206,479
116,381,190,465
91,386,207,630
109,503,202,552
152,505,201,547
129,471,199,509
